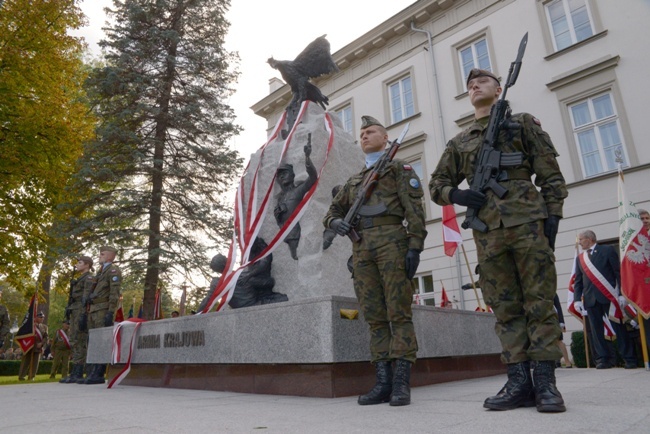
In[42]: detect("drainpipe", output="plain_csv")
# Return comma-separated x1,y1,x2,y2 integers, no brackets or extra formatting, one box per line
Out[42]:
411,21,465,309
410,21,446,144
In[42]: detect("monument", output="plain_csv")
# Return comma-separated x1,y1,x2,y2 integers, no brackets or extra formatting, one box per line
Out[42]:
88,36,504,397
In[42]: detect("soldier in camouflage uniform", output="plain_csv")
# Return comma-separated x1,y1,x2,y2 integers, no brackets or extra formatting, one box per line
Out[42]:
429,69,568,413
60,255,94,383
324,115,427,407
80,245,122,385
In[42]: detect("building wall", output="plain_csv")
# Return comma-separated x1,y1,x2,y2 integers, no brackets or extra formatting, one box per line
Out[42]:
252,0,650,338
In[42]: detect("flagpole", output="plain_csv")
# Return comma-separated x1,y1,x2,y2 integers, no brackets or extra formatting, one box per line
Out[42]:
638,314,649,370
460,244,485,311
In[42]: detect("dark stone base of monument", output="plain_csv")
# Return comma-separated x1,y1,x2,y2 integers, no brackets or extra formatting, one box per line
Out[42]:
106,354,504,398
88,296,505,397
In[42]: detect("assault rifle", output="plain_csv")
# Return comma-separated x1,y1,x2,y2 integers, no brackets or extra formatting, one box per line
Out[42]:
65,266,75,320
343,122,410,243
461,33,528,233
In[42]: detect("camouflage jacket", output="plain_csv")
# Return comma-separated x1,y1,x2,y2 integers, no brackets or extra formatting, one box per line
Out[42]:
85,263,122,313
68,272,92,311
429,113,568,231
324,158,427,251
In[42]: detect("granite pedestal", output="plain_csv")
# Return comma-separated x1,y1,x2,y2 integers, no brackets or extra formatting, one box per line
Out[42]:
87,296,504,397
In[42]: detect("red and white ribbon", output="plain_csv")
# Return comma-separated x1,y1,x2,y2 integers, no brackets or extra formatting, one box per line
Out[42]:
200,102,335,313
108,318,146,389
578,251,624,321
58,329,71,350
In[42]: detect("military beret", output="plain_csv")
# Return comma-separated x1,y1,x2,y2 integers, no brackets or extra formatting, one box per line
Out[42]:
78,255,94,267
37,312,45,318
466,68,500,87
276,163,293,172
99,246,118,254
360,115,384,129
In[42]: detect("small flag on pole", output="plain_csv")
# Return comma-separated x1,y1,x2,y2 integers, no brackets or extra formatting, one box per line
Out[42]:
442,205,463,257
179,284,187,316
137,302,144,319
115,296,124,323
441,283,451,308
154,288,164,320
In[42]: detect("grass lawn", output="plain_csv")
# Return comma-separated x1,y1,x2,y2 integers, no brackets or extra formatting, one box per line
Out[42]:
0,374,62,386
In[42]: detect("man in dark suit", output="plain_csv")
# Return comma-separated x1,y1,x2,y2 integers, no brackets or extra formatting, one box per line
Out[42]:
573,230,637,369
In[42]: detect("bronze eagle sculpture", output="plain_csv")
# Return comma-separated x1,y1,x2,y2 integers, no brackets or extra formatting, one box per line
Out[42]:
267,35,339,110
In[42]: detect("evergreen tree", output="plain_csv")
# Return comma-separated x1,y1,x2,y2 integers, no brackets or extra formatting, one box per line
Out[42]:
63,0,242,319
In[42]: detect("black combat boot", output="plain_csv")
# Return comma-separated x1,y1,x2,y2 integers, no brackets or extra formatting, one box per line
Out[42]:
83,364,106,385
61,364,83,384
389,359,412,406
76,364,93,384
358,361,393,405
533,360,566,413
483,361,535,410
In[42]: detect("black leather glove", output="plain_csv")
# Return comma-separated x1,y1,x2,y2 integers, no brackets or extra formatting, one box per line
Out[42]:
449,188,487,208
104,311,114,327
544,215,560,251
405,249,421,280
330,218,352,236
78,313,88,332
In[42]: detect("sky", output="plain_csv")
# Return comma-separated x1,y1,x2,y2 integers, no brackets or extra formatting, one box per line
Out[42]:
73,0,415,161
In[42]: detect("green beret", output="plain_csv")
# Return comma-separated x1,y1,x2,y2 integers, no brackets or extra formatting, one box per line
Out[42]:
466,68,500,87
99,246,118,254
360,115,384,129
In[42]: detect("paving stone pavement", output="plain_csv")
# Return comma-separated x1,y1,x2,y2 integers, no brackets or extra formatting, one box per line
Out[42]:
0,367,648,433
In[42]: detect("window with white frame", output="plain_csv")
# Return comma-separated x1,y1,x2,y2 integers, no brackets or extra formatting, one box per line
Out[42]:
388,75,414,124
569,92,628,178
335,105,353,133
458,38,492,89
545,0,594,51
412,274,435,306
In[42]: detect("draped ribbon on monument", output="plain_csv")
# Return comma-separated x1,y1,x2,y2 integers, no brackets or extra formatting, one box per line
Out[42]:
199,101,336,313
108,318,146,389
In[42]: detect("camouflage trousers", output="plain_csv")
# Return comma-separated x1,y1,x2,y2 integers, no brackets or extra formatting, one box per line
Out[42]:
70,309,88,365
352,229,417,363
474,220,562,364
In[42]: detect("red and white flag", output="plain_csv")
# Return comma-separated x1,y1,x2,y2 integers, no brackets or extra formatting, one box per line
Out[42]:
115,296,124,323
14,294,37,353
441,283,451,308
618,168,650,319
153,289,164,320
442,205,463,257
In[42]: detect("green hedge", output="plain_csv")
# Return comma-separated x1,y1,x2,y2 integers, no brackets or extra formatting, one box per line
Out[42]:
570,331,590,368
0,360,63,376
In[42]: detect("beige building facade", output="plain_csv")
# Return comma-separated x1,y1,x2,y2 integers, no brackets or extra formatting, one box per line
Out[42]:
252,0,650,338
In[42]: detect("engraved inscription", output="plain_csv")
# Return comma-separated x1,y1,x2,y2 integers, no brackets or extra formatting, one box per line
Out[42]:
164,330,205,348
137,334,161,349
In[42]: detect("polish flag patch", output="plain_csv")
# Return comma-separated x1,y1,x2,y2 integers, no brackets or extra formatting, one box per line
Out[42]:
403,164,412,170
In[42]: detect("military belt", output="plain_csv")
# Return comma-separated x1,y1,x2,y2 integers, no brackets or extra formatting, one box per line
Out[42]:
357,215,403,230
91,297,109,304
498,169,531,181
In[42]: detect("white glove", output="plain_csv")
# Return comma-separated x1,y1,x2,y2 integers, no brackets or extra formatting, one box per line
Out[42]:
574,301,586,315
630,320,639,329
618,295,627,308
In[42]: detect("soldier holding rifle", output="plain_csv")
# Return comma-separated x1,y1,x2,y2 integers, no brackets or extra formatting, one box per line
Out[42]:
429,34,568,412
324,115,427,407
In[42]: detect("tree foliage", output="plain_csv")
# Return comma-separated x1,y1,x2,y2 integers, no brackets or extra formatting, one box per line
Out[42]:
0,0,96,287
60,0,242,318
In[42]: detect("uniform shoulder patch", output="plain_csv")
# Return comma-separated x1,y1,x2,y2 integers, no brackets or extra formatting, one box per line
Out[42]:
403,164,412,171
532,116,542,126
112,276,119,282
409,178,420,188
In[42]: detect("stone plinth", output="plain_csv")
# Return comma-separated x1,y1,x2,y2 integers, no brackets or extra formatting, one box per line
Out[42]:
88,297,504,397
